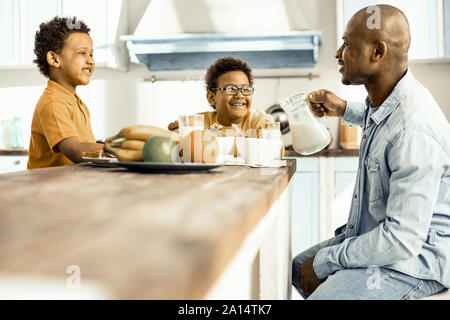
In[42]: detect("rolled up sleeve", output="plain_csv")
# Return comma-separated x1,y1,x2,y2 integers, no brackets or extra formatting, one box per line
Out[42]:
342,101,366,128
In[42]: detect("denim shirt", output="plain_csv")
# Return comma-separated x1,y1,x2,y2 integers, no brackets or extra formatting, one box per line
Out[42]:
313,70,450,287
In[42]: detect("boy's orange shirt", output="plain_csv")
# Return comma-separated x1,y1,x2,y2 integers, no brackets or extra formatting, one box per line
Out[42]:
199,107,275,134
27,80,96,169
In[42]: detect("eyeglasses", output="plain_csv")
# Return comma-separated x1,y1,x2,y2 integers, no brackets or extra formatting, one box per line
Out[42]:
211,85,255,96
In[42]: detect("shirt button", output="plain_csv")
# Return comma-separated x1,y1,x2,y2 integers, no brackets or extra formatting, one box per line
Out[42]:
349,225,354,229
354,194,358,199
363,134,367,139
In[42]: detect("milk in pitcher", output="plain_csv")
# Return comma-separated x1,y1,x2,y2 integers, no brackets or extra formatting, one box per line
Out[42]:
281,92,331,155
290,122,330,155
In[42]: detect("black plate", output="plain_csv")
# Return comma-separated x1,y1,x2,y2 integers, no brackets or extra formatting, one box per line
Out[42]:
115,162,222,173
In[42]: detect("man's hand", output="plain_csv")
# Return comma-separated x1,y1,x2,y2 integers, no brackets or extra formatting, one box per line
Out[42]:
307,89,347,118
298,255,325,295
168,120,179,131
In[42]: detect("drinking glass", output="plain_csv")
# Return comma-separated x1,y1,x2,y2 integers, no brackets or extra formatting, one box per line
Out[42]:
178,114,204,163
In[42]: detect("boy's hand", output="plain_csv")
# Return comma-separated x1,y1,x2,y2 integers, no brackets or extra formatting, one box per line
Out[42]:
307,89,347,118
56,137,104,163
168,120,179,131
297,255,325,295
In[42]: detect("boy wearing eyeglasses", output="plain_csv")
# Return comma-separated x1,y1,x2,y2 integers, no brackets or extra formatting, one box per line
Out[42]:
168,56,275,136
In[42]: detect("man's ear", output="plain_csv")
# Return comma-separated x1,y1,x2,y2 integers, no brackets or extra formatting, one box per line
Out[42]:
206,91,216,108
372,41,387,61
46,51,60,68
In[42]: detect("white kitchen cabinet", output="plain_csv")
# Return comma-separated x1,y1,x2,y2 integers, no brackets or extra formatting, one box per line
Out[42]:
62,0,108,49
20,0,62,66
291,158,319,258
332,157,359,233
0,156,28,174
61,0,129,70
0,0,128,70
446,0,450,57
290,156,359,258
0,0,20,66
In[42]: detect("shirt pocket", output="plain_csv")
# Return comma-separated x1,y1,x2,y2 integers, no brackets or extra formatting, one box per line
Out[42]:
364,155,384,202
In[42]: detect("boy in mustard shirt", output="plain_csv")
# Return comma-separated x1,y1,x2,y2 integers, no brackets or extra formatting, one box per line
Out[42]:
27,16,104,169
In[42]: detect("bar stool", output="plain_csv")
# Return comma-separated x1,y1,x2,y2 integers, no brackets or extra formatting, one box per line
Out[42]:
419,289,450,300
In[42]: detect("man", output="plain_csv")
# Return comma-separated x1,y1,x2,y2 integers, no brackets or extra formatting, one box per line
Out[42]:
292,5,450,299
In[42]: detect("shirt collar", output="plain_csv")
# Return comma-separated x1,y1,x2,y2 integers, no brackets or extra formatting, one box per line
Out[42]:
46,80,81,105
365,69,412,125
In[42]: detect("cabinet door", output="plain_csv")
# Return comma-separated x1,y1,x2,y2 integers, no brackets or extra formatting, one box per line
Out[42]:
20,0,62,66
446,0,450,58
0,156,28,174
333,157,358,234
0,0,19,66
291,158,319,258
333,172,357,232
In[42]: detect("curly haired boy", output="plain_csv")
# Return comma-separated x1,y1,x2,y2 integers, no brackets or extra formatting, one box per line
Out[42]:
168,56,275,135
28,16,104,169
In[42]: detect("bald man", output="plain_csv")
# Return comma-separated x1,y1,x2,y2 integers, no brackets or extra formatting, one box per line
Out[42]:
292,5,450,299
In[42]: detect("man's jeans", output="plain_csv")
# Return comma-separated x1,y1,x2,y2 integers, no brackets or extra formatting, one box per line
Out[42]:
292,236,446,300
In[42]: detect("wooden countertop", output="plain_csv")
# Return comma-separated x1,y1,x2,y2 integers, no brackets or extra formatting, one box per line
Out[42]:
0,160,296,299
285,148,360,157
0,149,28,156
0,148,360,158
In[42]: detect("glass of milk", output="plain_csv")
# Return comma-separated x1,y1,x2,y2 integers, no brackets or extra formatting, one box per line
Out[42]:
280,93,331,155
179,114,204,163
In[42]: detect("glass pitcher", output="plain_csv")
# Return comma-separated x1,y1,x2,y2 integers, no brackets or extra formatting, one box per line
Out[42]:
280,93,331,155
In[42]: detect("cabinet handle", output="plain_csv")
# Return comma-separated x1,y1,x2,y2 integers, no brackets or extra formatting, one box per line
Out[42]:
13,160,20,165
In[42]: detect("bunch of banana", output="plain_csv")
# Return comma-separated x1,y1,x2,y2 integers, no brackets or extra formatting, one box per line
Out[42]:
104,143,143,162
108,139,146,150
105,124,179,143
104,124,180,162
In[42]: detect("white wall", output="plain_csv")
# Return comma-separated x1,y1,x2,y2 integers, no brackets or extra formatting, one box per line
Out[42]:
0,0,448,149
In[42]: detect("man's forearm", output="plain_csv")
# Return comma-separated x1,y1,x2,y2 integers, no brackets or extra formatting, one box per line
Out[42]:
341,101,366,128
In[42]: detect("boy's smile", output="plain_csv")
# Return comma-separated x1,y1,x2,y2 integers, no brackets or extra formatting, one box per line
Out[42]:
49,32,95,93
208,71,253,126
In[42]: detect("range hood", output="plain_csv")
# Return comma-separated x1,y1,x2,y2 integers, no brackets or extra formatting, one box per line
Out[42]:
121,0,322,71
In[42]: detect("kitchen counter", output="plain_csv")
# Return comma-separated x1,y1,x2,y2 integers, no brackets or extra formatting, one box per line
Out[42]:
0,160,296,299
0,148,28,156
285,148,359,157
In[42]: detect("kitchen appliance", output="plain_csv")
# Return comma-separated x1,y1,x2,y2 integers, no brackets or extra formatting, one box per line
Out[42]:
265,104,292,148
122,0,322,71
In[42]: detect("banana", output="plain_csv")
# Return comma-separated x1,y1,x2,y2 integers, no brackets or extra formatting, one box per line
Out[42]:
106,125,180,143
104,143,143,162
109,139,145,151
121,139,146,150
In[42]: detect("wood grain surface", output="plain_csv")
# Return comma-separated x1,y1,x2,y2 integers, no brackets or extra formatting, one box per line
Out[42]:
0,149,28,156
284,148,359,157
0,161,296,299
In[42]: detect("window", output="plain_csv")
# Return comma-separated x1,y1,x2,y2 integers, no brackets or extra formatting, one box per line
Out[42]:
0,0,19,66
338,0,446,60
446,0,450,57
